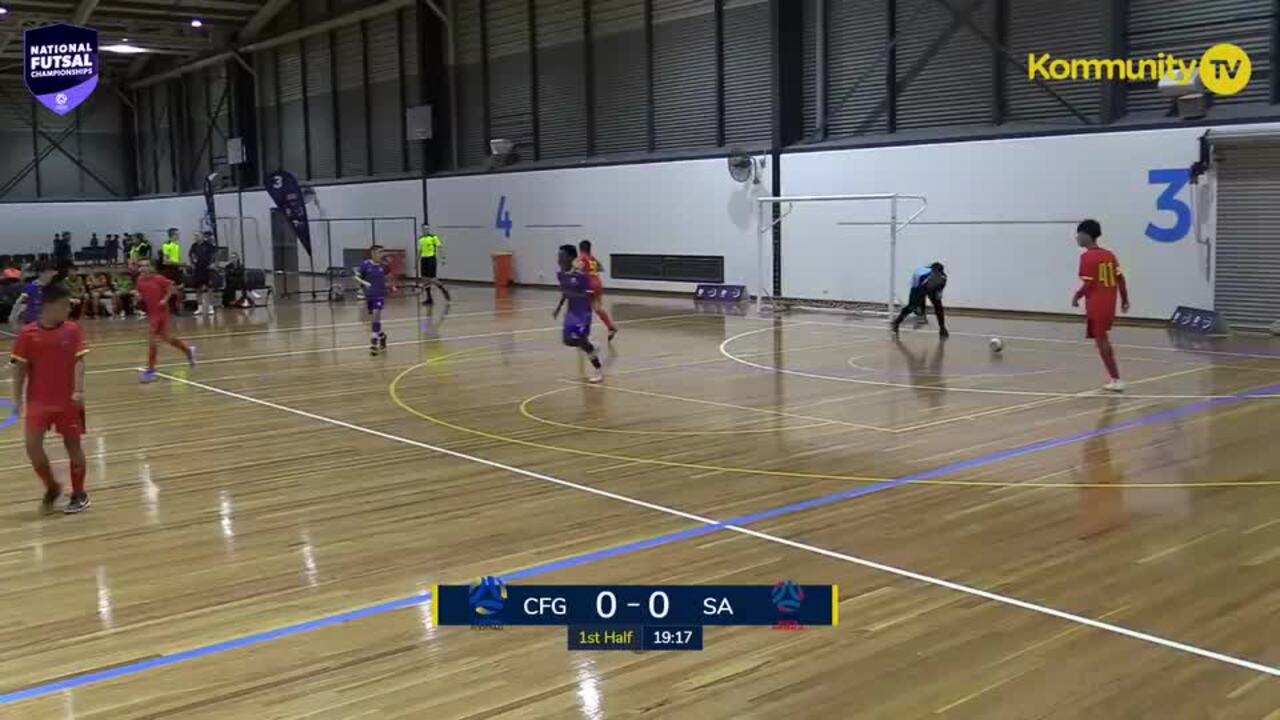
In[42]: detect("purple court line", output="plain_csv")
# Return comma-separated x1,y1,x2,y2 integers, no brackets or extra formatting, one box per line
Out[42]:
0,383,1274,707
0,399,16,432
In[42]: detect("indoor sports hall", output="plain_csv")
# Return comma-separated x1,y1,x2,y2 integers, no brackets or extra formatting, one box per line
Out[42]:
1,1,1279,718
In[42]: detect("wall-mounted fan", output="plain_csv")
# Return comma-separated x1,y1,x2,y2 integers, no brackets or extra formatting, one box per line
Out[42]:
727,149,764,185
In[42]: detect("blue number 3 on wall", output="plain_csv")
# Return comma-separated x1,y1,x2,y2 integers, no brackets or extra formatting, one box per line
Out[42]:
1146,168,1192,243
495,196,513,238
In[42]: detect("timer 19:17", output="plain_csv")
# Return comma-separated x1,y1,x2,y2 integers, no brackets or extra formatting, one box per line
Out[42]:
651,629,694,645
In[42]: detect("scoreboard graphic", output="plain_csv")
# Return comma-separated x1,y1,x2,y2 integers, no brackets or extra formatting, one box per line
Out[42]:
434,578,838,652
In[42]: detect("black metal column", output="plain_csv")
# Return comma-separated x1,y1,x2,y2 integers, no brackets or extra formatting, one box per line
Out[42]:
274,50,285,171
479,0,492,152
644,0,655,152
232,57,260,187
993,0,1007,125
771,0,805,296
361,20,374,174
1102,0,1127,123
528,0,541,160
300,41,313,179
582,0,595,155
886,0,897,134
329,2,343,177
31,101,41,197
397,9,409,172
714,0,725,147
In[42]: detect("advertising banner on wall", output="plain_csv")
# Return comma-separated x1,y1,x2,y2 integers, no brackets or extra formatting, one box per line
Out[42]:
265,170,313,257
23,24,99,116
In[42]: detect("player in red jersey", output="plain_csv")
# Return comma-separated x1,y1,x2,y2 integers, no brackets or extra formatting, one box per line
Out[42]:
136,260,196,383
1072,219,1130,392
575,240,617,341
9,283,92,513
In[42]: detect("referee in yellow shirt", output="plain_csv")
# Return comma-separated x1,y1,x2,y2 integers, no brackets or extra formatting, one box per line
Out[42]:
418,225,451,305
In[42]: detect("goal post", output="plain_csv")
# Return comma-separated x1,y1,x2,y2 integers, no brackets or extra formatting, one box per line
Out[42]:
756,193,928,317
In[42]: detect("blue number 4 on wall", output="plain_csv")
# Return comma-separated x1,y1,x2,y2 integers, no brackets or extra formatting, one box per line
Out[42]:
495,196,513,238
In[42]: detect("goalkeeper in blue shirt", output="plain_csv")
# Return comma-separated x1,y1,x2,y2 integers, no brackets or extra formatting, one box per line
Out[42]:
891,262,948,339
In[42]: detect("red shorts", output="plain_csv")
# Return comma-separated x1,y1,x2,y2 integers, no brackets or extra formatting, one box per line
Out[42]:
148,312,171,337
1085,312,1115,339
25,403,85,438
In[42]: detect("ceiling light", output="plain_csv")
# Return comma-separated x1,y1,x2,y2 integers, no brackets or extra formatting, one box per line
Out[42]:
0,7,9,15
102,44,147,54
190,18,203,28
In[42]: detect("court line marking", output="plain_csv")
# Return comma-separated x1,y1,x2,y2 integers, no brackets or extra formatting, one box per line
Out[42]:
3,374,1276,706
393,361,1279,489
74,303,558,349
807,314,1280,362
390,364,891,483
0,311,711,382
720,324,1280,399
519,380,886,434
846,353,1060,380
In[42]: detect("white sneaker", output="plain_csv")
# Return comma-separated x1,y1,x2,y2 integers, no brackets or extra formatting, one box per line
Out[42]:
1103,379,1126,393
587,370,604,384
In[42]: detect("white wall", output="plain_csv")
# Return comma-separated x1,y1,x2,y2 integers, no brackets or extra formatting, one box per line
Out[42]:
425,157,771,291
0,178,426,273
780,125,1280,319
2,122,1270,319
0,200,132,254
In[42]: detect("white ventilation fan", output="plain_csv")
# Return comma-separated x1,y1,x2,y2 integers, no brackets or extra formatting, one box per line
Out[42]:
489,138,518,168
727,150,764,185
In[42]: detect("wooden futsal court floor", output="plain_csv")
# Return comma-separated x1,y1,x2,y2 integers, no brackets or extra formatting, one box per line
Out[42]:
1,287,1278,719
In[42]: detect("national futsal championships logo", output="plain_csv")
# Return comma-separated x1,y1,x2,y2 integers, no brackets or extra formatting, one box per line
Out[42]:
1028,43,1252,96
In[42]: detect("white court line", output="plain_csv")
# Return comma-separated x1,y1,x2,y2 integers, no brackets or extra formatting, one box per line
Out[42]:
780,314,1280,362
77,303,558,349
719,324,1280,400
0,312,709,382
154,371,1280,679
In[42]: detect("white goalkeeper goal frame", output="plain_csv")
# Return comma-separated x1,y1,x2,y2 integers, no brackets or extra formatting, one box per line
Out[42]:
756,193,928,318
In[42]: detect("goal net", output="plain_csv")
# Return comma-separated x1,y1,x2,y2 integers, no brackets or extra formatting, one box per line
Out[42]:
756,193,928,317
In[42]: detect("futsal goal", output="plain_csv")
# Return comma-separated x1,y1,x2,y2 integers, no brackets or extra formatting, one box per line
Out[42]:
756,193,928,318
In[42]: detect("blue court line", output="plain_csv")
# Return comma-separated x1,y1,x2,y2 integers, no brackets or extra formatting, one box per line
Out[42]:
0,399,16,431
1,384,1274,707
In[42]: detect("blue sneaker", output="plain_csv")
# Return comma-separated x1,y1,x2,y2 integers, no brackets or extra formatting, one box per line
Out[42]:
140,369,158,383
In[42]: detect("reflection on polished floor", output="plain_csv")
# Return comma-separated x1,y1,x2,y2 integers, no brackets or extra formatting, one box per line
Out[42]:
1,286,1279,719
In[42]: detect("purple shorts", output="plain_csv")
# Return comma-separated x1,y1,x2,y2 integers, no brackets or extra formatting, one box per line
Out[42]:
366,296,385,313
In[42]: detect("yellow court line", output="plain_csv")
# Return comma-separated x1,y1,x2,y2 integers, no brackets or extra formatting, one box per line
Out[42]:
390,362,890,484
890,364,1218,434
517,380,885,434
388,362,1280,489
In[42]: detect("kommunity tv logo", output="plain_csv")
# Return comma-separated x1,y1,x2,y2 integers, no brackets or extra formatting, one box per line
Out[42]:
1028,43,1251,96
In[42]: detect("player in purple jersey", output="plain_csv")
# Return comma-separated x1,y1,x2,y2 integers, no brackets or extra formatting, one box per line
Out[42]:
354,245,390,356
553,245,603,383
8,262,57,326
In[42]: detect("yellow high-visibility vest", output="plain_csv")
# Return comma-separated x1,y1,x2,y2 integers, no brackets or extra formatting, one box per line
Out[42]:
162,241,181,264
419,234,442,258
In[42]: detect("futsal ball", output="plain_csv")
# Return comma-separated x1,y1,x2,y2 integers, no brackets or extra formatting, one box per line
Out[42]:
989,337,1004,353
